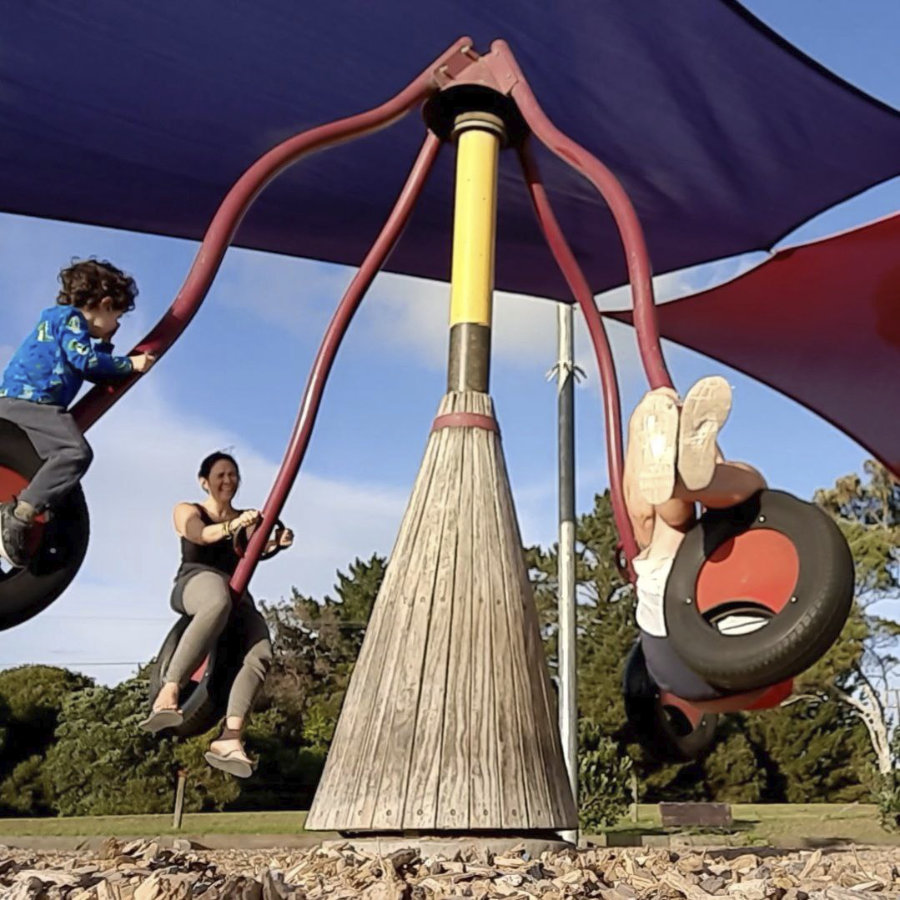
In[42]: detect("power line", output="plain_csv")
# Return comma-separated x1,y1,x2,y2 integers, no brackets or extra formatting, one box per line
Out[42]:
38,615,172,622
0,661,143,667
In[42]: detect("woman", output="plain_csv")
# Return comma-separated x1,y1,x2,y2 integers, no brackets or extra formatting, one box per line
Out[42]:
141,451,293,777
624,376,768,708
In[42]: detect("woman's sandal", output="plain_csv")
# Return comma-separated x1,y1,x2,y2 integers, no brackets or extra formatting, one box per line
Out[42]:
205,728,256,779
138,706,183,733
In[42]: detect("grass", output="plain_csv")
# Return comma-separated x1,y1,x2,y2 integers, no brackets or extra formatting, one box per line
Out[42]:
0,804,896,845
604,802,900,846
0,810,309,837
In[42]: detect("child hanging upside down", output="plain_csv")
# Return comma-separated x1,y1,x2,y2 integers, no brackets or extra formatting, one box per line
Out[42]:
0,259,156,568
624,376,767,702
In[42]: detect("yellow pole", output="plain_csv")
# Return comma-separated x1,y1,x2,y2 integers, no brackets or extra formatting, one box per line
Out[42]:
447,112,504,392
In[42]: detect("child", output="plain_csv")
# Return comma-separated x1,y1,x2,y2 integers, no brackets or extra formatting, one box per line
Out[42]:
624,376,766,701
0,258,156,567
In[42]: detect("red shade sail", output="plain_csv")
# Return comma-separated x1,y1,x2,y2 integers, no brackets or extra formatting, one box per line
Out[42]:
615,213,900,475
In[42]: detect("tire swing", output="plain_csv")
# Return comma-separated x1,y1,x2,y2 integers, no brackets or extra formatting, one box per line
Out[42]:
0,419,90,631
663,489,854,693
622,641,718,762
146,521,288,738
147,614,245,738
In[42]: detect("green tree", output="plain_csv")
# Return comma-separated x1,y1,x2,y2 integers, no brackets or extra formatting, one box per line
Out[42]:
261,554,385,745
745,699,872,802
807,461,900,822
0,666,92,815
527,489,633,738
46,678,239,816
578,719,632,831
0,666,92,763
699,722,765,803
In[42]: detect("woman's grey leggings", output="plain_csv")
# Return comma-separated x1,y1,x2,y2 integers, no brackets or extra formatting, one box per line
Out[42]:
164,570,273,720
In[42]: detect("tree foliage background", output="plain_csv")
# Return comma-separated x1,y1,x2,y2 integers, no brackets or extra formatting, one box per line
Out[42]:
0,464,896,820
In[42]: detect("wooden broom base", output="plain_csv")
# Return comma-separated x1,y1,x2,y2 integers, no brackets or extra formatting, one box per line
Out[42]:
306,391,576,832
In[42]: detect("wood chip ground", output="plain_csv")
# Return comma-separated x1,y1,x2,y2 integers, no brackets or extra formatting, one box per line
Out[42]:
0,838,898,899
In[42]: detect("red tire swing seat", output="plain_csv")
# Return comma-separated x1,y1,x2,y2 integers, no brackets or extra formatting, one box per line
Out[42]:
622,641,720,763
147,614,247,738
0,420,90,631
664,488,854,694
623,490,852,761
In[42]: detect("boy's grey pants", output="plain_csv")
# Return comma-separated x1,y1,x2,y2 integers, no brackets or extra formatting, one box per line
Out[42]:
0,398,93,511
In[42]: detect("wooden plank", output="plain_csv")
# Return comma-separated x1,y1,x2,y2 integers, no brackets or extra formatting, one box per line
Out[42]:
370,414,461,830
659,802,733,828
501,442,575,826
435,419,474,829
496,445,576,827
306,396,445,830
403,404,467,828
352,420,454,829
309,389,574,832
468,422,503,829
479,422,533,829
489,439,554,829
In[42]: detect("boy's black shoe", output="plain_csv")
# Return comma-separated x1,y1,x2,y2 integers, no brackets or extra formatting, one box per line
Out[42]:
0,503,30,568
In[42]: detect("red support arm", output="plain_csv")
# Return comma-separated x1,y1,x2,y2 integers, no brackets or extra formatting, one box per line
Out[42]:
229,133,442,595
517,141,639,566
492,40,674,393
71,37,473,433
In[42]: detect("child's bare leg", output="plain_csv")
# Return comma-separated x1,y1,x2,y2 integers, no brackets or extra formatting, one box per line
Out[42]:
675,461,766,509
655,461,764,532
653,495,696,531
623,427,656,550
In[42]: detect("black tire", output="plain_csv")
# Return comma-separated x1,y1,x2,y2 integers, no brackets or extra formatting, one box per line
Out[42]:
664,489,854,692
0,419,90,630
622,641,718,763
148,616,244,738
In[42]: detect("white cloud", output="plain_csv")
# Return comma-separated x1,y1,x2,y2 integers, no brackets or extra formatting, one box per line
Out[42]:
361,271,558,370
361,270,656,399
203,245,765,411
594,252,765,313
211,247,353,337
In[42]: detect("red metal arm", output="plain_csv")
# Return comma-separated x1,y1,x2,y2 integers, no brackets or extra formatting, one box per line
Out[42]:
517,141,639,566
493,40,673,393
71,37,473,433
229,132,442,595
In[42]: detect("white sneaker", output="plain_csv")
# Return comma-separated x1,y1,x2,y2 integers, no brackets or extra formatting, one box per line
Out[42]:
677,376,732,491
634,392,680,506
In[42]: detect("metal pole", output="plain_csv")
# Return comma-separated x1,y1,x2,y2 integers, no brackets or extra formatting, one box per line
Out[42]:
173,769,187,830
446,112,504,393
557,302,578,845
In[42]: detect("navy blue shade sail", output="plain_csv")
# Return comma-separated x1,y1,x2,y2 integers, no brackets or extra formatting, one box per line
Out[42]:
2,0,900,301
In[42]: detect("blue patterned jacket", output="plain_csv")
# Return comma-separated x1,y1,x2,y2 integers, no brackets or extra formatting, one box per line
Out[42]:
0,306,133,408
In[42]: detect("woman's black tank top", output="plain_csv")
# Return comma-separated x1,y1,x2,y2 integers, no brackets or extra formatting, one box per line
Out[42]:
178,504,240,577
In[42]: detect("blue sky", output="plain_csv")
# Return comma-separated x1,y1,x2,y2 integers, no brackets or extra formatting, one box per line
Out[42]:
1,0,899,684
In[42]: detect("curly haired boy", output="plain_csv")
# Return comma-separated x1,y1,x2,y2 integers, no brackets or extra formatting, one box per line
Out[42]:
0,259,155,567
